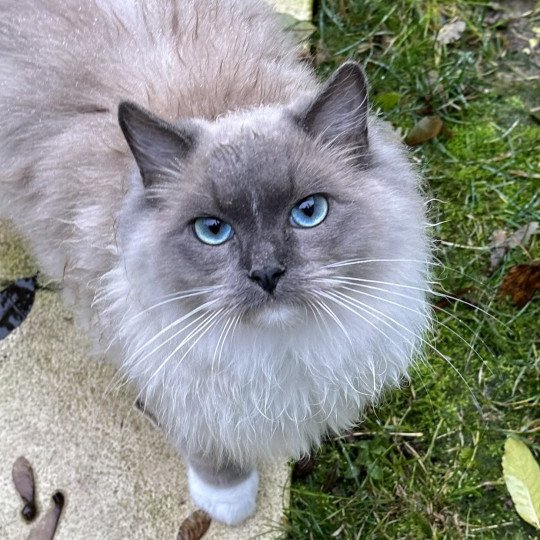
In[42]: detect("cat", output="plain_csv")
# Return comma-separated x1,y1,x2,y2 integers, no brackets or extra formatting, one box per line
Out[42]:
0,0,430,526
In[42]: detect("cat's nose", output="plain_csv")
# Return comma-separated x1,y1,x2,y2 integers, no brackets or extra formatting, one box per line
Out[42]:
248,266,285,294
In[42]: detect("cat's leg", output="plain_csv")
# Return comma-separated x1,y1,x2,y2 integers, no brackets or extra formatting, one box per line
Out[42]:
187,456,259,525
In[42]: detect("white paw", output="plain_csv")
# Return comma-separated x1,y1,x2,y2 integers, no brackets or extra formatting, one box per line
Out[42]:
187,466,259,526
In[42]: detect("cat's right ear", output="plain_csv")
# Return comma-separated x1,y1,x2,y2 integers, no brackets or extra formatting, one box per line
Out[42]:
118,101,197,188
296,61,369,156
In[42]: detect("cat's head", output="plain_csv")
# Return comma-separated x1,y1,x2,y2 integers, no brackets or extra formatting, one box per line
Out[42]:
116,62,428,331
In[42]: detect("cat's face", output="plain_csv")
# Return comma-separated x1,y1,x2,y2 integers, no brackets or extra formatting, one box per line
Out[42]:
118,63,426,328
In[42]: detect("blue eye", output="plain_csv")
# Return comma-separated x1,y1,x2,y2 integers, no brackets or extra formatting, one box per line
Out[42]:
193,217,233,245
290,194,328,228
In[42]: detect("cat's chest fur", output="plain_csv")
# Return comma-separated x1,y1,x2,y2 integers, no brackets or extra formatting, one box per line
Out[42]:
96,254,423,465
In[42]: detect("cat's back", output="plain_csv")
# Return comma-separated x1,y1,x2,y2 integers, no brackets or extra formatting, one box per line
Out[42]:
0,0,313,121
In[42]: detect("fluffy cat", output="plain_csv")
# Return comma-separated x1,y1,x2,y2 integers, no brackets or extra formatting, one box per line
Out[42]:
0,0,430,525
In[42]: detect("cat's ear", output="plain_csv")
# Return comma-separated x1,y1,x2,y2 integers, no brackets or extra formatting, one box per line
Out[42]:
298,61,369,153
118,101,197,188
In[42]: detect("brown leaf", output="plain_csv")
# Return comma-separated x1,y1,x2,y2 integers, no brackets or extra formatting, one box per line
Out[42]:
499,262,540,308
489,223,538,272
177,510,212,540
27,492,64,540
405,116,443,146
12,456,37,522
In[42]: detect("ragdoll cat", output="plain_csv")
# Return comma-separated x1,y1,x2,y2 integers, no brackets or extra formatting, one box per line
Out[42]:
0,0,430,525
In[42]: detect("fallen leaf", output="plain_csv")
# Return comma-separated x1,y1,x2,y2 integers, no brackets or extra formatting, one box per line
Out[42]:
502,438,540,529
12,456,37,522
489,229,508,272
499,262,540,308
437,20,466,45
177,510,212,540
0,276,37,340
405,116,443,145
27,492,64,540
489,222,538,272
508,222,538,248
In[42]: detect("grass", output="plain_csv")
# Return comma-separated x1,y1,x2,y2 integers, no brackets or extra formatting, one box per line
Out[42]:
286,1,540,538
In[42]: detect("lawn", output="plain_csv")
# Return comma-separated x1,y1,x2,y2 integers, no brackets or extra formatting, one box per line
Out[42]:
286,1,540,538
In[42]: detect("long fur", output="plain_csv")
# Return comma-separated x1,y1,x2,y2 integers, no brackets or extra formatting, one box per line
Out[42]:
0,0,430,473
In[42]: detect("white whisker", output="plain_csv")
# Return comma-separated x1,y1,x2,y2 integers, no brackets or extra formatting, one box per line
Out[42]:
327,289,481,410
323,275,504,326
312,297,353,345
137,308,225,405
319,278,490,368
323,257,437,269
125,298,220,361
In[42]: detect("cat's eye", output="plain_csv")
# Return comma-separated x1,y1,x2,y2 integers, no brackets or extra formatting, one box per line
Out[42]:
193,217,234,245
290,194,328,228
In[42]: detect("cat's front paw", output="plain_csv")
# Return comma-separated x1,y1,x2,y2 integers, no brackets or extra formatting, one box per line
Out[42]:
187,466,259,526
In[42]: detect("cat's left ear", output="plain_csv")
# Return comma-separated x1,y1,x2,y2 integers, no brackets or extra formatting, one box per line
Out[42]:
118,101,197,188
297,61,369,153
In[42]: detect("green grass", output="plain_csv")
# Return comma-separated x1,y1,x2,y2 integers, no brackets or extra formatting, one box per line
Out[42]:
286,1,540,538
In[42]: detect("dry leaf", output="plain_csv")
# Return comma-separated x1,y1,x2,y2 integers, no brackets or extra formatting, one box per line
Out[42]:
507,222,538,249
27,492,64,540
177,510,212,540
437,20,466,45
489,229,508,272
12,456,37,522
405,116,443,146
0,276,37,340
489,222,538,272
499,262,540,308
502,438,540,529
